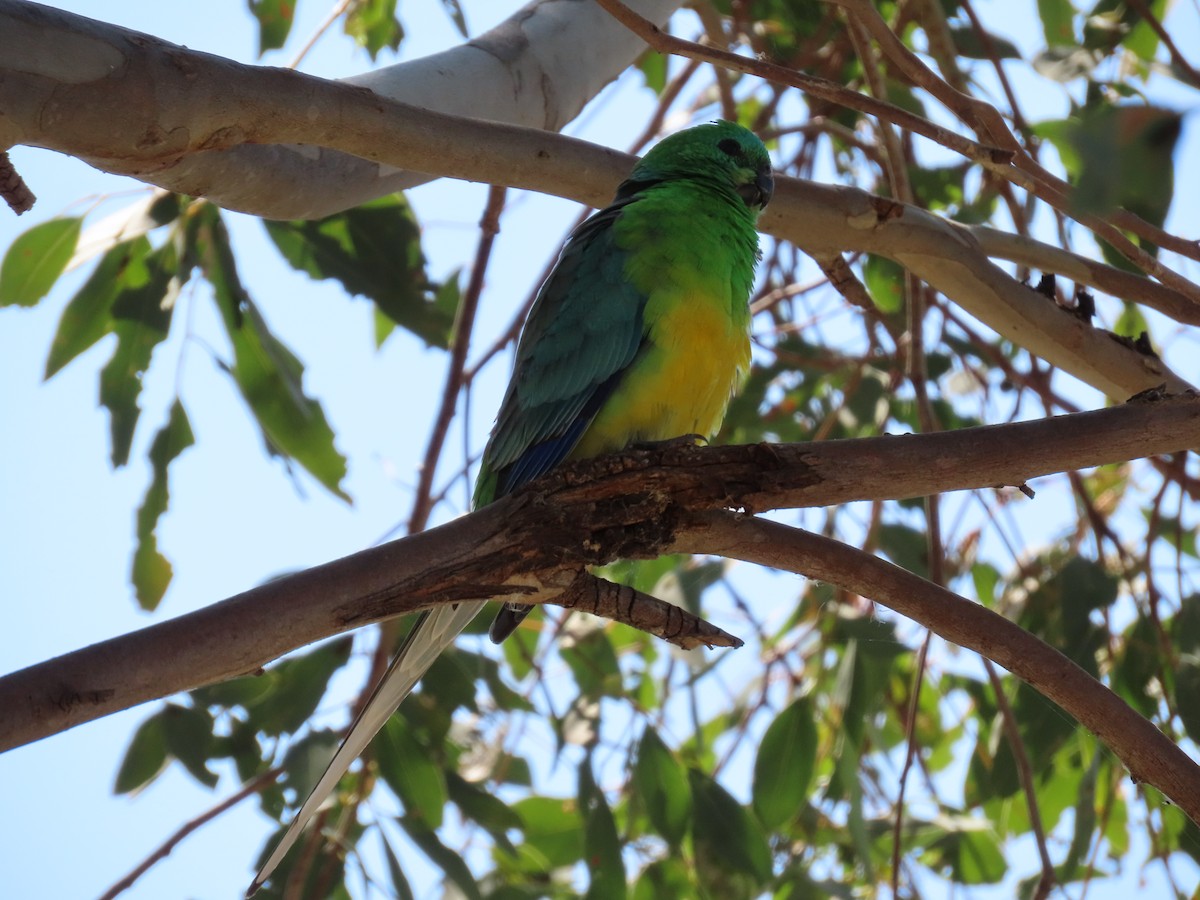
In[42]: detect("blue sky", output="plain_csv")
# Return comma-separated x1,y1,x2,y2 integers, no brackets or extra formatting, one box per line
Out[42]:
2,2,1198,899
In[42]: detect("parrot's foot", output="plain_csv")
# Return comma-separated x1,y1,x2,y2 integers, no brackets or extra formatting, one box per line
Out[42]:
631,434,709,451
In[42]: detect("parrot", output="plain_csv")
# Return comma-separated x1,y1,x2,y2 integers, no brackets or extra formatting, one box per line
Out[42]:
248,120,772,896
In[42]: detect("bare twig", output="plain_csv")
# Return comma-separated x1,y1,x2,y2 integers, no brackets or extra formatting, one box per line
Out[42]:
98,768,282,899
983,659,1056,899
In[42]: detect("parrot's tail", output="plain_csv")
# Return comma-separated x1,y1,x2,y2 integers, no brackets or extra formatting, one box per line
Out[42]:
247,600,486,897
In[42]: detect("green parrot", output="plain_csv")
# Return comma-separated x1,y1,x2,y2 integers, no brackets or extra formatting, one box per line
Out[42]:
248,120,772,896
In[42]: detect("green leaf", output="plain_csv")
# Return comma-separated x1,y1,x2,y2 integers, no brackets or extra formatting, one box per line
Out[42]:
438,0,468,36
399,819,483,900
277,729,342,818
921,818,1007,884
1175,661,1200,743
70,192,180,270
511,796,585,871
0,216,81,307
561,629,623,699
752,696,818,829
445,772,521,856
248,0,295,54
1037,0,1076,47
947,26,1021,60
132,400,195,610
1123,0,1168,62
863,254,905,315
247,637,354,736
579,760,626,900
161,703,218,787
343,0,403,58
114,711,170,794
99,241,179,467
381,833,416,900
638,49,667,94
1036,105,1180,269
196,205,350,500
632,858,694,900
264,196,454,348
877,522,929,579
45,237,149,379
376,715,447,828
688,768,772,885
633,728,692,846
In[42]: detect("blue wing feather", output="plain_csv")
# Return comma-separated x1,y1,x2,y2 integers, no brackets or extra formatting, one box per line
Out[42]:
481,198,647,499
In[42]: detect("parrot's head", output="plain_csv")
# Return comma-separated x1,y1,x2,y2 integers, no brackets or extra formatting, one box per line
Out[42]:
627,120,774,213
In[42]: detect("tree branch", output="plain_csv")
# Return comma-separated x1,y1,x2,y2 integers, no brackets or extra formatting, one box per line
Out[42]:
2,3,1194,401
672,509,1200,826
0,0,684,217
2,394,1197,754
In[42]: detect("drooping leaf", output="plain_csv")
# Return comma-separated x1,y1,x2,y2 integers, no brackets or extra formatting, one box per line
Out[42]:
561,628,623,699
579,759,626,900
161,703,219,787
343,0,404,58
632,858,694,900
248,0,295,54
400,818,483,900
0,216,81,307
438,0,468,36
920,817,1007,885
381,832,417,900
68,192,180,271
195,205,350,500
445,772,521,856
264,195,455,348
632,728,692,847
510,796,585,872
947,25,1021,60
45,236,148,379
1036,0,1076,47
688,768,772,885
114,710,170,794
244,637,354,737
1035,105,1180,269
752,696,818,830
99,241,179,466
131,400,195,610
376,714,447,829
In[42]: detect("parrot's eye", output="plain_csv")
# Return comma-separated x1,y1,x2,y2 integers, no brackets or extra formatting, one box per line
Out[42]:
717,138,743,160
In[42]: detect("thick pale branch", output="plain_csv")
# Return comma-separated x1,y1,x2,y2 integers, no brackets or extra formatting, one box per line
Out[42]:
1,4,1194,399
763,181,1193,401
0,0,682,217
1,395,1196,754
671,511,1200,826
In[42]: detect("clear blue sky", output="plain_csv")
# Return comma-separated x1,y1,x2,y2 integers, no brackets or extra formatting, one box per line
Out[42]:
1,2,1197,899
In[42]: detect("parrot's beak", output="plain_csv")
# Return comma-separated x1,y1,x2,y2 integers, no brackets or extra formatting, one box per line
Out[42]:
739,168,774,210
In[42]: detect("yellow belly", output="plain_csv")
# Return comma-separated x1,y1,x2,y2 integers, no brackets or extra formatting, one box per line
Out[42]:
571,286,750,458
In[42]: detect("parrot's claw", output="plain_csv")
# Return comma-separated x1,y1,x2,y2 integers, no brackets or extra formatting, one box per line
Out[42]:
632,433,709,451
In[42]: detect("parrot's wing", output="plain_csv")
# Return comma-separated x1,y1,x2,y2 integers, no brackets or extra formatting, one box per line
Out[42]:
247,600,486,897
481,199,648,499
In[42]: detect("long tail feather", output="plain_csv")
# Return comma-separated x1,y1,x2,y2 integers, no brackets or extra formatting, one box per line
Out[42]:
247,601,486,896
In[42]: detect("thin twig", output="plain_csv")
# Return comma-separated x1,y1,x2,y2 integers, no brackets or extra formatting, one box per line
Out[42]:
99,768,282,899
983,659,1056,899
592,0,1015,167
